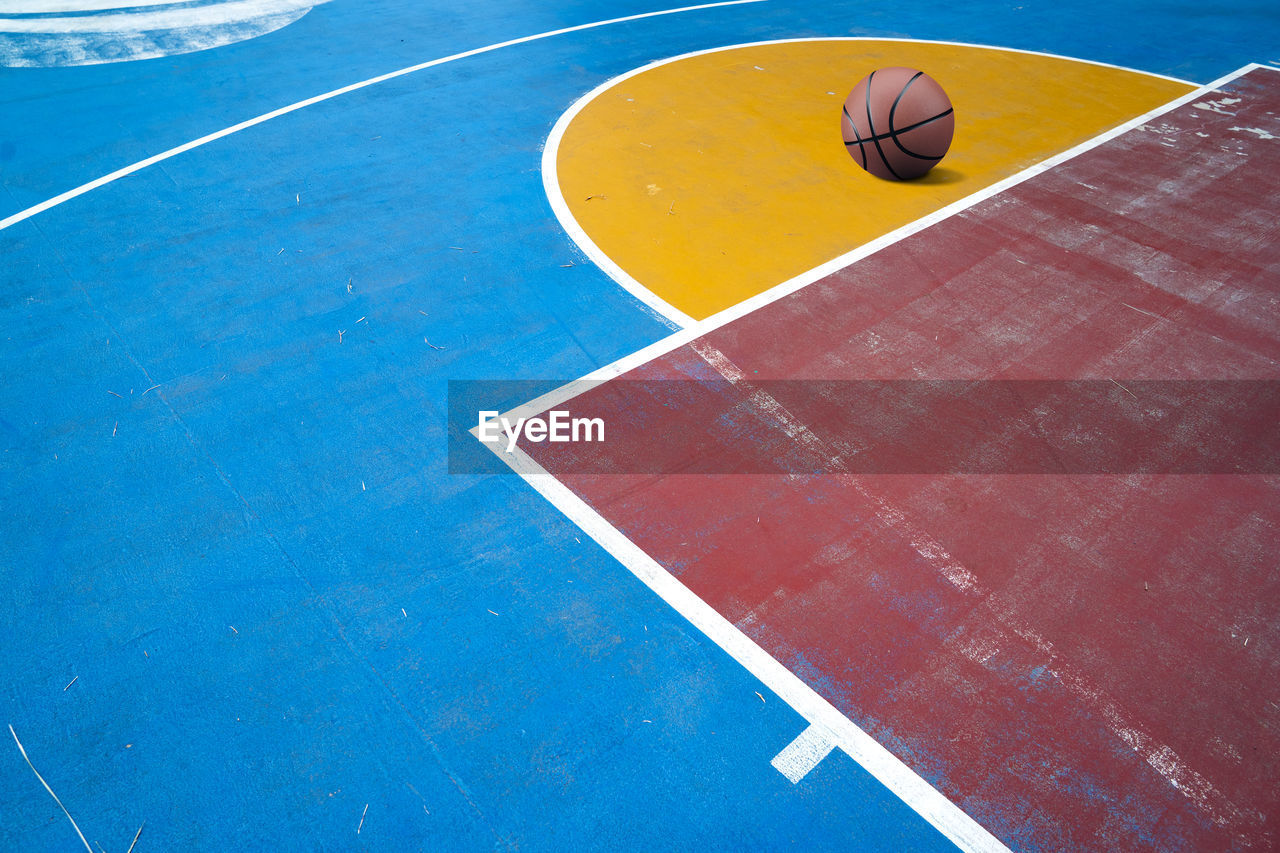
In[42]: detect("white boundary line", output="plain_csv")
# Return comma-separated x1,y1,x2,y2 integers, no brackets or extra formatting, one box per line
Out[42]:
498,445,1013,853
542,36,1208,331
491,61,1270,853
0,0,766,234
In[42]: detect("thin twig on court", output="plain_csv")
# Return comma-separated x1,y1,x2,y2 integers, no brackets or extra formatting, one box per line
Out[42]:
8,725,94,853
126,820,145,853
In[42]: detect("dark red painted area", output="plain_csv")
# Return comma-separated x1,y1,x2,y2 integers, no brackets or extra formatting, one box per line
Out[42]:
515,378,1280,474
528,70,1280,851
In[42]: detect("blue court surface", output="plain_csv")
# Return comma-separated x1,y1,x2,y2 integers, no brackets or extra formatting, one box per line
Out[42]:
3,1,1279,851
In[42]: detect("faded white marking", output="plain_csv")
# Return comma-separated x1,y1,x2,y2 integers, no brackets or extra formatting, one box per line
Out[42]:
0,0,316,33
959,633,1001,667
1050,662,1264,846
0,0,191,11
689,339,844,470
670,342,1263,845
1192,96,1242,115
772,724,838,783
0,0,320,66
1229,126,1278,140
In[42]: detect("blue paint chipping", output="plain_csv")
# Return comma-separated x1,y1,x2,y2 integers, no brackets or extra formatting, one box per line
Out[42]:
2,0,1276,850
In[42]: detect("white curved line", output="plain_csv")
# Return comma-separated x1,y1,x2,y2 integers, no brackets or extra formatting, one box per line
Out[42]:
541,37,1199,329
541,81,696,329
0,0,766,233
0,0,316,32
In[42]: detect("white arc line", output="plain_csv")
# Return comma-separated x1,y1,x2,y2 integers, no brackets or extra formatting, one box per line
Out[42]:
0,0,766,234
542,85,696,328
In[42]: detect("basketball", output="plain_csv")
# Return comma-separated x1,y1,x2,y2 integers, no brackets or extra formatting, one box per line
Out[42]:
841,67,955,180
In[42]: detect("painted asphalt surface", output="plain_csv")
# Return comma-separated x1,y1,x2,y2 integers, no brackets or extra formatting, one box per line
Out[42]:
3,1,1279,850
526,68,1280,851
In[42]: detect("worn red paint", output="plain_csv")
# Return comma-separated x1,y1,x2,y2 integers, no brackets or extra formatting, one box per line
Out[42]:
529,69,1280,851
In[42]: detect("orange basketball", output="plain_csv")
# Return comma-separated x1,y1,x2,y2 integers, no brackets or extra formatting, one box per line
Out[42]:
841,67,955,180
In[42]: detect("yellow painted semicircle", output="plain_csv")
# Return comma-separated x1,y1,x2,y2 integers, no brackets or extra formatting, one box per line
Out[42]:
553,40,1194,321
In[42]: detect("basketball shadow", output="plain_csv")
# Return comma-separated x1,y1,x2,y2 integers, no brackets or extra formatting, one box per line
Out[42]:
914,167,964,185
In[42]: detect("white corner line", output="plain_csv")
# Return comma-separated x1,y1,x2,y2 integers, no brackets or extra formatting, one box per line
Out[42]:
488,444,1012,853
539,60,1259,386
539,36,1207,330
0,0,767,235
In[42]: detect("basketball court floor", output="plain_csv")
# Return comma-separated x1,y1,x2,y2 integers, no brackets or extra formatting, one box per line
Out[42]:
3,1,1278,850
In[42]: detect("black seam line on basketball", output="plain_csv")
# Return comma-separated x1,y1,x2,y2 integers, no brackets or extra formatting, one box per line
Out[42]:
842,104,869,168
887,71,924,140
864,70,904,181
886,72,943,161
841,109,953,146
889,106,954,160
890,87,952,161
843,104,869,167
864,71,903,180
843,108,953,159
